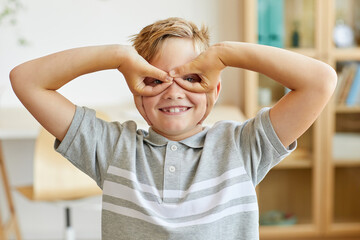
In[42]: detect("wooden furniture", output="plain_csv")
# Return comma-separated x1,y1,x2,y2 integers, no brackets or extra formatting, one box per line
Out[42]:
17,128,102,202
0,107,104,240
324,0,360,238
241,0,360,239
0,107,39,240
16,111,108,240
0,141,22,240
16,128,102,240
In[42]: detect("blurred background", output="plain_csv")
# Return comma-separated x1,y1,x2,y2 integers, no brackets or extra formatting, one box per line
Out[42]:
0,0,242,239
1,0,360,240
0,0,243,108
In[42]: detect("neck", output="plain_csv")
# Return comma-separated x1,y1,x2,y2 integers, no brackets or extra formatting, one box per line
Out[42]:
152,125,203,141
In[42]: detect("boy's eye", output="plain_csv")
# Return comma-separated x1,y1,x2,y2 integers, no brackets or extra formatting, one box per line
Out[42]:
144,78,163,86
183,74,201,83
153,79,163,84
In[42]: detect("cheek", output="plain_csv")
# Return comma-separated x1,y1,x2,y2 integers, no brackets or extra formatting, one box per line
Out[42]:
189,93,207,111
142,97,158,114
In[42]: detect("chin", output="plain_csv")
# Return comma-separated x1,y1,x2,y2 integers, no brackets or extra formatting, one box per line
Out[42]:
164,125,201,137
162,127,188,136
159,121,187,131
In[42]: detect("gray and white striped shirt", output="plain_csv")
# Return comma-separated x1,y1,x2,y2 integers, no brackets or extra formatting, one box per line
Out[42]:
56,106,296,240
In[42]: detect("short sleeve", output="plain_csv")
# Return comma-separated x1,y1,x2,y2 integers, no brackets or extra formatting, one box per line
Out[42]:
237,108,297,185
54,106,123,188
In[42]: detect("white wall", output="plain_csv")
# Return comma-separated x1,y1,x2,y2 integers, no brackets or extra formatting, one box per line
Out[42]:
0,0,242,108
0,0,242,239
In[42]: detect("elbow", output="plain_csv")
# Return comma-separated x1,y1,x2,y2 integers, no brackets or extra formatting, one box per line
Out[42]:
9,64,32,99
9,64,31,93
9,66,21,93
324,64,338,96
9,64,31,95
315,63,338,98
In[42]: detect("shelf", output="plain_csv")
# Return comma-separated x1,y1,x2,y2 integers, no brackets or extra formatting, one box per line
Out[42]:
260,224,316,238
275,157,312,169
333,159,360,167
330,222,360,236
286,48,317,58
335,110,360,132
242,0,360,238
275,146,312,169
203,104,246,125
334,167,360,226
258,169,312,230
336,105,360,113
331,48,360,61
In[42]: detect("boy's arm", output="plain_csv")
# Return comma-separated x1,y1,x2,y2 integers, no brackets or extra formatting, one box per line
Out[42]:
171,42,337,148
217,42,337,148
10,45,172,141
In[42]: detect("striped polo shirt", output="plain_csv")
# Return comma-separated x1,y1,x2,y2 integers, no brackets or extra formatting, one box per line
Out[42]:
56,106,296,240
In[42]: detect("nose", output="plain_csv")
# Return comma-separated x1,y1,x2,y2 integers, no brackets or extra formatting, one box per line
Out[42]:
161,82,186,100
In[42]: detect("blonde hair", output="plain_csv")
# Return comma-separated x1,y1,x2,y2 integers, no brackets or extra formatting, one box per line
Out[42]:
130,17,209,62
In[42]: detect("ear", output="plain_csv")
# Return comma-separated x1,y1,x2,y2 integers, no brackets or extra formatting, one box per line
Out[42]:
214,78,222,103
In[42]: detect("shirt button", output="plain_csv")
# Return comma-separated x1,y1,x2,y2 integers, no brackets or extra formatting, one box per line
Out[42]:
170,145,178,151
169,166,176,173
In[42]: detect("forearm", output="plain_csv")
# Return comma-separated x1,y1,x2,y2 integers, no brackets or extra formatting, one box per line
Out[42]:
215,41,337,92
213,41,337,147
9,44,127,141
10,44,125,92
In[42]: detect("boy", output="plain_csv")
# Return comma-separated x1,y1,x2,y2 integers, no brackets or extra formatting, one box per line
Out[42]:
10,17,337,239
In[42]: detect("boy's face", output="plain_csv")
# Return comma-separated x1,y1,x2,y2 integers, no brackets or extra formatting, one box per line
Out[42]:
142,38,206,141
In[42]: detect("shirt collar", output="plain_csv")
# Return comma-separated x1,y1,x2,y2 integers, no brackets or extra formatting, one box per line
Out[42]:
143,127,208,148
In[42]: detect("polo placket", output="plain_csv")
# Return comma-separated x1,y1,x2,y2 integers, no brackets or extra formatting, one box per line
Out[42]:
162,141,182,203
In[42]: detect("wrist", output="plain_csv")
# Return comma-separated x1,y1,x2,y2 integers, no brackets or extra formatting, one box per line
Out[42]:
213,41,257,69
211,41,234,68
208,42,228,70
111,44,129,69
116,45,141,72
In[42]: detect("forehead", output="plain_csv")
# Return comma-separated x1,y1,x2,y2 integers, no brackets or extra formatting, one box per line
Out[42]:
150,38,200,72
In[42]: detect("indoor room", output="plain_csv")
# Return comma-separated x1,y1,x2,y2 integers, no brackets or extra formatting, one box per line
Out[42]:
0,0,359,239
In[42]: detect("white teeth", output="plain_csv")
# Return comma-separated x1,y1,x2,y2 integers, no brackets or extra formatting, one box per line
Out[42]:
162,107,187,113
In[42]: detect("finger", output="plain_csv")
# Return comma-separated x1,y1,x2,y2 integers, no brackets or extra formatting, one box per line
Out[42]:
133,95,152,126
139,82,173,97
169,62,198,78
173,78,205,93
145,64,173,83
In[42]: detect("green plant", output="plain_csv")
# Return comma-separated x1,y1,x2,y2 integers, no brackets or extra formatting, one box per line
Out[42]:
0,0,28,46
0,0,22,25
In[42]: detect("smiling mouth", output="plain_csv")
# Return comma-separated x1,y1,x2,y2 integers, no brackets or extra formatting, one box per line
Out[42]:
159,106,191,113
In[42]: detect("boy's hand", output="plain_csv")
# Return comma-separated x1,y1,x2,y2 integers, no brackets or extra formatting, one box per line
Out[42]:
118,46,173,97
169,45,225,93
169,45,226,123
118,46,173,125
